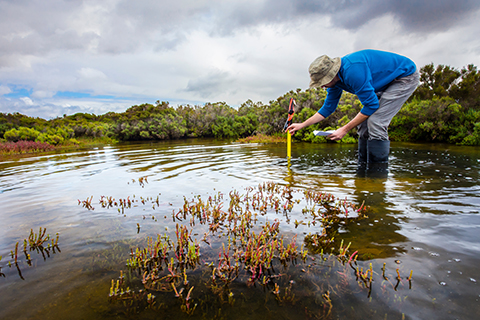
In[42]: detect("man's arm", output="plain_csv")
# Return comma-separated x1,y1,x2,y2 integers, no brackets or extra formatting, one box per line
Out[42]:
286,112,325,135
325,63,375,140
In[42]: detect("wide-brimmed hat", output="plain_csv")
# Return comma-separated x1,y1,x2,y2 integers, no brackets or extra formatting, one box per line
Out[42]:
308,55,341,88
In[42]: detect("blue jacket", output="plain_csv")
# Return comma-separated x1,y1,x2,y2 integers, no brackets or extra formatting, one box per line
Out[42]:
318,50,417,117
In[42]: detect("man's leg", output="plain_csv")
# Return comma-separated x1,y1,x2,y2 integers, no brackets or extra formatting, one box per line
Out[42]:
367,71,420,163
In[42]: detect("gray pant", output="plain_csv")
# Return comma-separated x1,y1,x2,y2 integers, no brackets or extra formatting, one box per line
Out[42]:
357,71,420,140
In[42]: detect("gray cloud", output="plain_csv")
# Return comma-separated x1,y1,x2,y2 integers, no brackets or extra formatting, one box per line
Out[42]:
388,0,480,32
328,0,480,33
0,1,95,58
2,0,477,59
209,0,480,35
185,70,236,99
0,0,197,61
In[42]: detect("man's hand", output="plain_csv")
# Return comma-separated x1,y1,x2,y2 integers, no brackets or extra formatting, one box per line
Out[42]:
286,123,305,135
286,112,326,135
328,113,369,141
327,127,348,141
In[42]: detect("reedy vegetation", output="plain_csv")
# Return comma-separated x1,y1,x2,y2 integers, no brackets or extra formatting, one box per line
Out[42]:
1,63,480,149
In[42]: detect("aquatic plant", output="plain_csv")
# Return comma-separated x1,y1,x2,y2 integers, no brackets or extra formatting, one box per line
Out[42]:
1,228,60,280
129,176,148,188
109,183,368,314
78,196,94,210
75,181,412,317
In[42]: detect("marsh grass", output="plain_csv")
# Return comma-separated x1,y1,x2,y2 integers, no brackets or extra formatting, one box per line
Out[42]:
0,136,117,156
0,140,55,155
236,134,287,144
76,181,413,318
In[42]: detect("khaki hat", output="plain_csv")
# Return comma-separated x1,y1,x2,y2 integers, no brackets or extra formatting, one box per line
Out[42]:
308,55,341,88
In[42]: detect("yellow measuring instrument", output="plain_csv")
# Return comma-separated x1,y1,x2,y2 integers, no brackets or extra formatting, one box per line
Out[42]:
283,98,296,159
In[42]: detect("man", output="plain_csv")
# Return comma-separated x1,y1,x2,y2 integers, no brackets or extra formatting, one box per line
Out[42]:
287,49,419,173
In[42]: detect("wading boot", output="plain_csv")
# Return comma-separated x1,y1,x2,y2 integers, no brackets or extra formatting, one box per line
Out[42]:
366,139,390,178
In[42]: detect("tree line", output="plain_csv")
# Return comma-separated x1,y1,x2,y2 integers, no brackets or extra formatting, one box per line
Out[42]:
1,62,480,146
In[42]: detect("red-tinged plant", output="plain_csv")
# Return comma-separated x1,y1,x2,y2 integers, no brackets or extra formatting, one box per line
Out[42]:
0,140,55,155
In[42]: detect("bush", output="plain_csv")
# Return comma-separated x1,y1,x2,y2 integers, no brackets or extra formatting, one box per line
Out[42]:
4,127,40,142
459,122,480,145
36,133,64,145
390,97,472,143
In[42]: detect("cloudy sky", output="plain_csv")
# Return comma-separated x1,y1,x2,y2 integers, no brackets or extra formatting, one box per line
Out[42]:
1,0,479,119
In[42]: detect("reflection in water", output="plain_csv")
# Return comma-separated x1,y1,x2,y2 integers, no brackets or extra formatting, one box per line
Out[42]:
1,139,480,319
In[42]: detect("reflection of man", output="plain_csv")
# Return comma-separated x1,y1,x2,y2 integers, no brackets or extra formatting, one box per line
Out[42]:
287,49,419,171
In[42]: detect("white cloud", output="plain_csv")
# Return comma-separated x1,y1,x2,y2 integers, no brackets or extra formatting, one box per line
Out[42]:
20,97,34,106
78,67,107,79
31,90,55,99
0,85,11,95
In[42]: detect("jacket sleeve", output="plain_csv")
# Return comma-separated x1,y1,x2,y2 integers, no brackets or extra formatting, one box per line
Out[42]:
318,87,343,118
343,63,379,116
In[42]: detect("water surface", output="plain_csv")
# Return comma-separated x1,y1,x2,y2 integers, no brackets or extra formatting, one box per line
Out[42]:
1,139,480,319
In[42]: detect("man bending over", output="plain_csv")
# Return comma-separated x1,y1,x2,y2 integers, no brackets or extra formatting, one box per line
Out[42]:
287,49,419,173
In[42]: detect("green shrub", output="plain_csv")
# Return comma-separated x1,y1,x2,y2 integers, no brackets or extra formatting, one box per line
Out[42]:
4,127,40,142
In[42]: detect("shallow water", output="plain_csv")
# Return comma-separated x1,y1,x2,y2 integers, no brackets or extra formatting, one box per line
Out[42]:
1,139,480,319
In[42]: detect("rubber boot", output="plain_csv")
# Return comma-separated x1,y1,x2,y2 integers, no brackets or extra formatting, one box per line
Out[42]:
356,138,368,177
366,139,390,178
